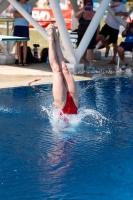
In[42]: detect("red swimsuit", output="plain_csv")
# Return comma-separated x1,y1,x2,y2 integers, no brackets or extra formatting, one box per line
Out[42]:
61,92,78,115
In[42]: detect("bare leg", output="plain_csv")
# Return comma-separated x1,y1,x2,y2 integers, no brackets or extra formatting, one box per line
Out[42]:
98,34,110,57
80,50,89,63
53,27,78,107
46,25,67,109
112,43,117,62
87,49,94,66
23,41,27,64
17,41,22,64
117,46,125,65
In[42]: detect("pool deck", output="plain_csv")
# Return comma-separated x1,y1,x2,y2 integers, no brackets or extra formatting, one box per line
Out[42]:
0,55,132,89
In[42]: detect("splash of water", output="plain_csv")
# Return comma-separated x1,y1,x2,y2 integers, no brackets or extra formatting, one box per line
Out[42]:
78,108,108,126
0,105,20,114
125,68,132,75
41,105,110,136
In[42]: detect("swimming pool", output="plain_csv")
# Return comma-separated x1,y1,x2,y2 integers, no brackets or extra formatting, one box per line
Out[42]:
0,77,133,200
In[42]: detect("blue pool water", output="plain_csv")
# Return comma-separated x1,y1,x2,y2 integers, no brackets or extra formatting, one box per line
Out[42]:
0,77,133,200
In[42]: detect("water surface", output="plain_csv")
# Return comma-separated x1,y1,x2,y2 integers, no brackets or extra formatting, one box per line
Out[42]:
0,77,133,200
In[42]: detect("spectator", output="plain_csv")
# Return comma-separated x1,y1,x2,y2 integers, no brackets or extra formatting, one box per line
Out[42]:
13,0,32,66
74,0,99,67
98,0,128,65
44,0,51,9
117,22,133,70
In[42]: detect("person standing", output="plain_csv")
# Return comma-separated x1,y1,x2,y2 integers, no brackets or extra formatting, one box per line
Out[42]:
117,22,133,70
74,0,99,68
98,0,128,64
13,0,32,66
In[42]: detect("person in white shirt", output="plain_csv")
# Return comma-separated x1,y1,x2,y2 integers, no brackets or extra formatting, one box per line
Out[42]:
98,0,128,64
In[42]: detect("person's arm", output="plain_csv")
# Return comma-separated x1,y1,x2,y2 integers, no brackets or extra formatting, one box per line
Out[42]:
13,3,32,18
74,8,84,19
13,11,24,18
122,24,129,37
115,5,128,17
115,11,128,17
13,11,32,18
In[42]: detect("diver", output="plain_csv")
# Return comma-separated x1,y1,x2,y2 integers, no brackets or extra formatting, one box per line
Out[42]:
46,24,78,115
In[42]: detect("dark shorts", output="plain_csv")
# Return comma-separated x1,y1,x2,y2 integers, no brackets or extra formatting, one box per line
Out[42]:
77,33,96,49
14,26,29,38
99,24,119,43
120,42,133,52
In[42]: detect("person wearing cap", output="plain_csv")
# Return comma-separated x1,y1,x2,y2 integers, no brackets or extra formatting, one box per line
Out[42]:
98,0,128,65
74,0,100,69
117,22,133,70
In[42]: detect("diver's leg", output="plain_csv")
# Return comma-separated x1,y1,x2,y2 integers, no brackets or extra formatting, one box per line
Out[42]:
53,27,78,107
46,25,67,109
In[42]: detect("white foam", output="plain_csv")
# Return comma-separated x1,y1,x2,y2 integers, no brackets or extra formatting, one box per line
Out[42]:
0,105,20,114
41,105,110,134
125,68,132,75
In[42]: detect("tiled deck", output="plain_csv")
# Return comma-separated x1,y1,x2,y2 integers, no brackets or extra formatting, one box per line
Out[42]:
0,55,132,88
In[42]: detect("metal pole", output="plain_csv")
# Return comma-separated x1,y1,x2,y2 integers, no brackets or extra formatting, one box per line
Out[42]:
7,21,9,35
75,0,111,63
69,0,79,13
7,0,48,40
7,26,16,54
28,0,36,7
0,42,9,55
0,0,10,15
49,0,76,62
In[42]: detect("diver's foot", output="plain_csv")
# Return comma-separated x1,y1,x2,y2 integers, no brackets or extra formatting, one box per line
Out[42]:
46,24,54,40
